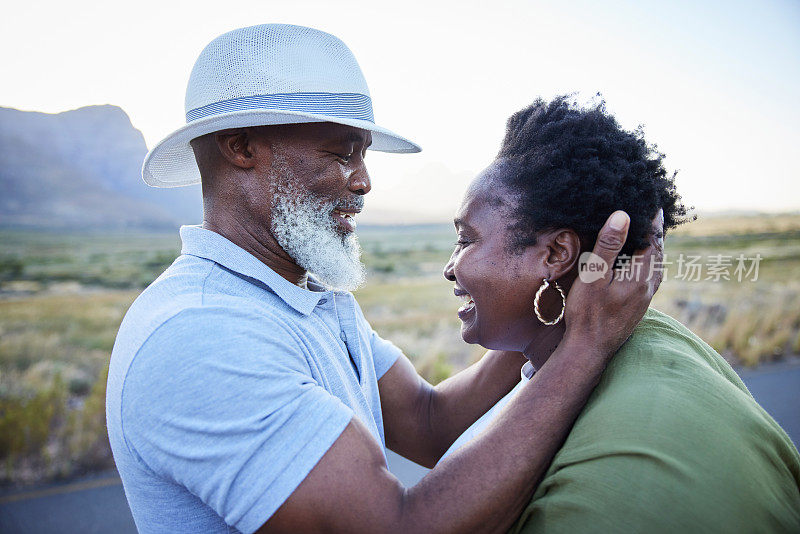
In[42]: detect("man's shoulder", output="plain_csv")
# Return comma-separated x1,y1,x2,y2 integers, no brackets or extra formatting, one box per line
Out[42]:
112,293,302,376
107,257,307,408
115,255,298,349
116,304,309,401
107,274,315,447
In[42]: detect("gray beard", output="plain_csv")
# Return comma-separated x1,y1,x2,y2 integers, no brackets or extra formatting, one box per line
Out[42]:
269,164,366,292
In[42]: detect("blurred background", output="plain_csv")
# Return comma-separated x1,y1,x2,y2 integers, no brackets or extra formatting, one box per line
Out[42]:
1,0,798,531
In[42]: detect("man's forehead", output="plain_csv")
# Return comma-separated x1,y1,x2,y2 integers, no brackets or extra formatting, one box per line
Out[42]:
333,127,372,146
264,122,372,147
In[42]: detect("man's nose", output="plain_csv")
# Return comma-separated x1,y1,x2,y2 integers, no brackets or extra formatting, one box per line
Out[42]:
348,164,371,195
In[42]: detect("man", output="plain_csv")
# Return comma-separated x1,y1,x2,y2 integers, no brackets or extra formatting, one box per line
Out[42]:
106,24,661,533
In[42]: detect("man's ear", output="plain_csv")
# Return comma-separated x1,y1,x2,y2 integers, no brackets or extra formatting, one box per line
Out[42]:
543,229,582,279
214,128,266,169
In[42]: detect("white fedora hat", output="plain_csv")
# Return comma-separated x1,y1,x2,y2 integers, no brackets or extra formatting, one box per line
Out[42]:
142,24,421,188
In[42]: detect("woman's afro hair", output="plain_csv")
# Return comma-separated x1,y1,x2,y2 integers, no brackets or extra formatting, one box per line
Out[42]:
497,95,692,257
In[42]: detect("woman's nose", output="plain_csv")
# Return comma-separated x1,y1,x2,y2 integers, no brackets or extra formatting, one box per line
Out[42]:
443,252,456,281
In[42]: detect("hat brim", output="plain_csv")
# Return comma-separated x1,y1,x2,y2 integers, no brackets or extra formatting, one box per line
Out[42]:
142,109,421,187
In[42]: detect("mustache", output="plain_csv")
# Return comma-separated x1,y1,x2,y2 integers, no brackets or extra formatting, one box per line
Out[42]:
334,196,365,212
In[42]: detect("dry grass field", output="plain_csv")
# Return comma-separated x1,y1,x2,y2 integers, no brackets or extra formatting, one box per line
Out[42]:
1,213,799,485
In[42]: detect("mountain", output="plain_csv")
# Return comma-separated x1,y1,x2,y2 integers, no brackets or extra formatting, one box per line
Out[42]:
0,105,202,230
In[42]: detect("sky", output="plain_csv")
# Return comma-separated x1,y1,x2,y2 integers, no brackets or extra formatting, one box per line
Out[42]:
2,0,799,224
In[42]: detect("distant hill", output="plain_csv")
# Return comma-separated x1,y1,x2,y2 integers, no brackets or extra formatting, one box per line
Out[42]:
0,105,202,230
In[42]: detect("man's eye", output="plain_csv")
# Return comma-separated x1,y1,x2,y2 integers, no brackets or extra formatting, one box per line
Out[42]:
338,153,353,163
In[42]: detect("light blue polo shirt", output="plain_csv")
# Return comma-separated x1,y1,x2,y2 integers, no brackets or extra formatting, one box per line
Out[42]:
106,225,403,534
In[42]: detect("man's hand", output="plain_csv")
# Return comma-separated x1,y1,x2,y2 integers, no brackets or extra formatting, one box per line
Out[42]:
562,209,664,358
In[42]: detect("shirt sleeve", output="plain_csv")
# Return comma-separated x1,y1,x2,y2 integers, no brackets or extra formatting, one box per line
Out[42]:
369,329,404,380
351,297,403,380
120,306,354,534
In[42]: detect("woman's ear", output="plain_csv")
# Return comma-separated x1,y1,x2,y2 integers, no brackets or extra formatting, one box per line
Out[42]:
543,229,582,279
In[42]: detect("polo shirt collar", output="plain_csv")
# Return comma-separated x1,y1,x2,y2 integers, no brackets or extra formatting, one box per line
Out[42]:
521,361,535,381
179,225,326,316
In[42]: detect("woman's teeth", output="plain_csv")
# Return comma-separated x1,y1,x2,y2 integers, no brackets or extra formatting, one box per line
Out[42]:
457,294,474,312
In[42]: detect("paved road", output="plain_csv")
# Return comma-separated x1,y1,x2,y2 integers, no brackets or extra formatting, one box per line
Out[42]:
2,364,798,533
736,360,800,444
0,472,135,534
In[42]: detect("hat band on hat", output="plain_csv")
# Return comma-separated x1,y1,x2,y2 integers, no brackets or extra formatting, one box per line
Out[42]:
185,92,375,123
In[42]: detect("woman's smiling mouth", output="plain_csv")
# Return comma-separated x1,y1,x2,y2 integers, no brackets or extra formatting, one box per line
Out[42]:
455,287,475,319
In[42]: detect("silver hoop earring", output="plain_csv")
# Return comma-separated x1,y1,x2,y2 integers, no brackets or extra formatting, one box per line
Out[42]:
534,278,565,326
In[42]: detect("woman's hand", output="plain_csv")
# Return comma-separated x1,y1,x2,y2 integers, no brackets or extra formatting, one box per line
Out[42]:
561,209,665,358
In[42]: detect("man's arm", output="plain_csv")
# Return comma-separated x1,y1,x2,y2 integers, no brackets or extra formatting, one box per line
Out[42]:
264,337,614,534
259,211,665,534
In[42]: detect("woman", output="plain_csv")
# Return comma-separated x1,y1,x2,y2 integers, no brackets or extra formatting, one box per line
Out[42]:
441,97,800,533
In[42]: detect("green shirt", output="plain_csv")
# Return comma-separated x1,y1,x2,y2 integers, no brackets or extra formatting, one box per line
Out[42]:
510,308,800,534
